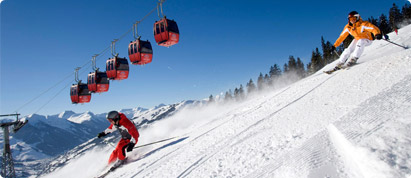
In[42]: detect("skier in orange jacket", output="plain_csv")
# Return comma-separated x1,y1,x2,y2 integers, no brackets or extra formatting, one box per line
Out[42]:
97,111,139,165
332,11,382,68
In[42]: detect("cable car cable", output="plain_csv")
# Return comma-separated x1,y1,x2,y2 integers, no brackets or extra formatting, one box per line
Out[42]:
14,72,73,114
14,48,108,114
35,80,74,114
14,0,168,116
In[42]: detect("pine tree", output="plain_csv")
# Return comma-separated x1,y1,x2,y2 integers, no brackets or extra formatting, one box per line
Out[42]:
296,57,305,77
209,95,214,103
309,48,323,72
306,62,314,74
389,3,403,31
234,88,239,100
224,89,233,102
268,66,274,86
402,4,411,24
283,63,289,74
309,50,319,72
269,64,282,78
321,37,334,64
246,79,256,94
287,55,297,73
257,73,264,90
264,74,270,87
224,91,230,101
238,85,245,100
269,64,282,86
379,14,391,35
368,16,379,26
316,48,325,69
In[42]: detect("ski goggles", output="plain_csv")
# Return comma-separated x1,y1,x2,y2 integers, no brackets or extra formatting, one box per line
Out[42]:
348,15,359,21
107,116,119,123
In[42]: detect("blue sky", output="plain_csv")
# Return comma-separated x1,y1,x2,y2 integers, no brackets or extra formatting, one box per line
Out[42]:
0,0,406,117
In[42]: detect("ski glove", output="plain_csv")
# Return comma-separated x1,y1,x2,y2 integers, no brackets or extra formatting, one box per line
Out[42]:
375,34,382,40
97,132,107,138
331,46,336,51
126,142,135,152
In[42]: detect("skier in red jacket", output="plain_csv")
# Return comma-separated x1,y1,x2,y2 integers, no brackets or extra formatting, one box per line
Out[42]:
97,111,139,165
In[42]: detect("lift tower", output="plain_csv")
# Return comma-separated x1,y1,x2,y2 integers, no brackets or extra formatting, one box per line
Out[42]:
1,113,27,178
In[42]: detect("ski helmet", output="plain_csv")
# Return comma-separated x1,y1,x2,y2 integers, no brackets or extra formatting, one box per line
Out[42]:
348,11,360,22
107,111,119,122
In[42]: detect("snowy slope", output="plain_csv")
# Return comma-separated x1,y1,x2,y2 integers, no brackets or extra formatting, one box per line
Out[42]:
42,25,411,178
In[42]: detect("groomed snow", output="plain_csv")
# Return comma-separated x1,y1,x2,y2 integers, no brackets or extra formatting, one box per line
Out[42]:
42,25,411,178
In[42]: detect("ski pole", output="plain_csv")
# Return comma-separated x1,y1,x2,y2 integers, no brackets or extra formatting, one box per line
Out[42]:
333,50,340,58
383,39,408,49
134,136,179,149
103,139,115,148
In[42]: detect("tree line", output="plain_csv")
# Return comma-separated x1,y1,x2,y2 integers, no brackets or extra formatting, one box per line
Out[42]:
209,3,411,103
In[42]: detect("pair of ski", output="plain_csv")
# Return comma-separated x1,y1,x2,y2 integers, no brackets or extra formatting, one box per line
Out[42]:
323,64,352,74
97,158,127,178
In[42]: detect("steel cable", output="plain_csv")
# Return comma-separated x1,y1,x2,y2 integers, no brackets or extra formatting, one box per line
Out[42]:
15,0,166,116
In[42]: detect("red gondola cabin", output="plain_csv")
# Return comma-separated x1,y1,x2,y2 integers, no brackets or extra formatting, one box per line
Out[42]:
128,39,153,65
153,17,179,47
106,56,129,80
88,70,109,93
70,82,91,104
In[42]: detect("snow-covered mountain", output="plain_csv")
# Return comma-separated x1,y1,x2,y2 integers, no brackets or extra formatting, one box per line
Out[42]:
1,100,203,177
36,24,411,178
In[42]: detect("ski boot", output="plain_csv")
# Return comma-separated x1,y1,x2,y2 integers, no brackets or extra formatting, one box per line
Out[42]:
324,62,344,74
110,158,127,170
346,57,358,66
335,62,344,70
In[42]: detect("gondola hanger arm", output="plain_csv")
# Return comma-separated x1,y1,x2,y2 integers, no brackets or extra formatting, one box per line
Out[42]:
111,39,119,57
74,67,81,82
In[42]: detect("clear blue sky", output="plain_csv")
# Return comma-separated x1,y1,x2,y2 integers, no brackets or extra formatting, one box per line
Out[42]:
0,0,405,117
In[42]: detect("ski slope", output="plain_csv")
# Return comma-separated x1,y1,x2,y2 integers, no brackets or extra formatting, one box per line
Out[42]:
43,25,411,178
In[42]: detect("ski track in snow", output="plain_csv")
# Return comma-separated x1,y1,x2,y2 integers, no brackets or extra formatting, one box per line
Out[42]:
119,56,409,177
248,73,411,178
170,76,333,177
104,73,336,178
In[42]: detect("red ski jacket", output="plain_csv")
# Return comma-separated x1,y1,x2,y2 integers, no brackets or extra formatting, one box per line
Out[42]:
104,113,139,144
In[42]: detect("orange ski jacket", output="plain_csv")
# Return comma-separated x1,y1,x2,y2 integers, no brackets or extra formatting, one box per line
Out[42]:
334,18,381,47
